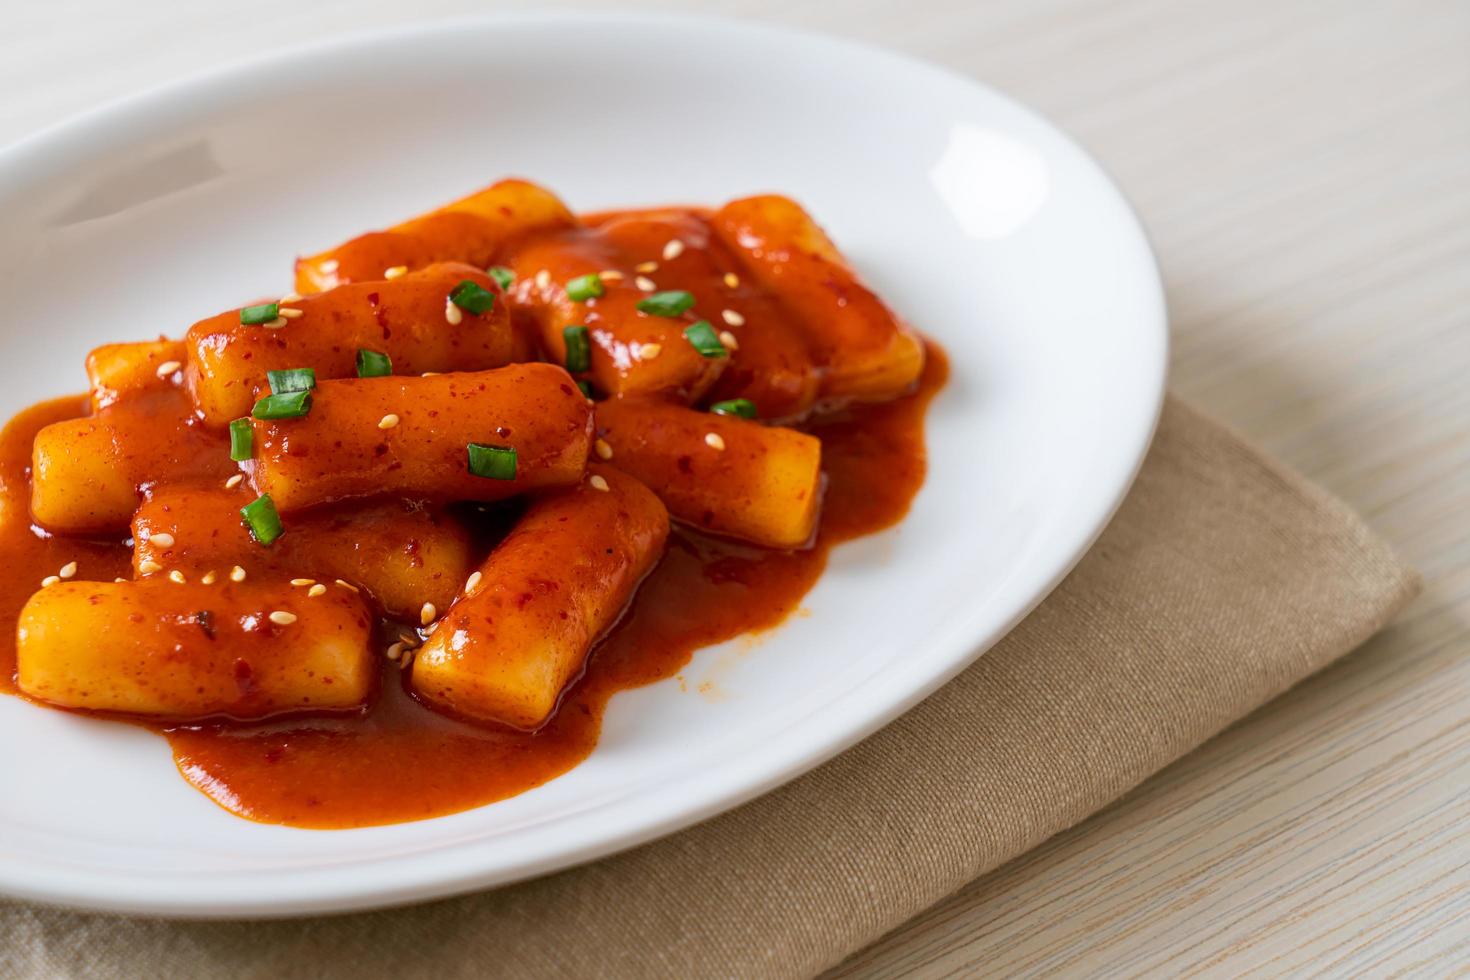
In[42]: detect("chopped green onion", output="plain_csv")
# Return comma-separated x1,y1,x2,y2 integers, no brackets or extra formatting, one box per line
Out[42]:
267,367,316,394
563,325,591,373
239,494,284,546
636,290,695,317
467,443,517,480
486,266,516,290
577,380,596,400
240,302,279,325
566,273,605,303
709,398,757,419
229,418,254,460
449,280,497,314
682,320,728,358
251,390,312,420
356,349,392,378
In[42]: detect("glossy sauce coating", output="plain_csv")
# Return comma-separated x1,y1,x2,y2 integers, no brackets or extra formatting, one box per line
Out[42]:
17,579,375,718
712,195,926,402
595,211,823,420
188,263,528,424
248,364,592,511
1,187,947,827
31,384,235,533
87,339,187,412
295,178,575,293
132,490,474,622
509,228,725,402
412,464,670,729
0,345,944,827
596,397,823,549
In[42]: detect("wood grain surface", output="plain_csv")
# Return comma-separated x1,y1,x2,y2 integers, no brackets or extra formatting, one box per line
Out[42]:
4,0,1468,975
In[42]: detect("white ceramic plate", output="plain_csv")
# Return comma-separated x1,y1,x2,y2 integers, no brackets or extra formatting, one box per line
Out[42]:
0,12,1165,916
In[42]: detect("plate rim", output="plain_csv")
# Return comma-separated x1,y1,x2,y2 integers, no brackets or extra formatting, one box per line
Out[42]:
0,9,1168,916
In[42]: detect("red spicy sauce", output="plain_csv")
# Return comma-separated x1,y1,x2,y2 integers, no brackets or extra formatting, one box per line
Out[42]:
0,193,948,827
0,349,944,827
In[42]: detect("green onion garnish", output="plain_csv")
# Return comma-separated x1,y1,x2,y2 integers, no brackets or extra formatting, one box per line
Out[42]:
683,320,728,358
636,290,695,317
467,443,517,480
240,302,279,325
267,367,316,394
252,390,312,420
449,280,497,314
566,273,605,303
356,349,392,378
239,494,284,546
563,325,591,373
709,398,757,419
229,418,253,460
486,266,515,290
577,380,596,400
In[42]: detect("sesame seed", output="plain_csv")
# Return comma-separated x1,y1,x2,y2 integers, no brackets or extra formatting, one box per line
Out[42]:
225,474,244,489
114,577,126,583
398,631,421,649
635,276,657,292
534,269,551,290
719,330,740,350
168,570,186,584
40,575,60,587
465,571,482,592
724,272,740,288
201,570,218,585
421,371,441,377
638,342,662,360
268,610,297,625
290,578,316,587
58,561,77,579
594,438,614,460
705,432,726,451
262,317,288,329
721,309,745,326
230,565,246,582
277,307,304,319
280,292,302,303
599,269,625,281
635,261,659,273
589,474,610,492
378,413,400,430
420,602,437,626
307,583,327,597
139,560,163,575
383,265,408,279
156,360,182,378
662,239,685,261
385,642,403,661
320,259,340,273
398,647,416,670
445,299,463,325
334,579,359,592
149,532,175,548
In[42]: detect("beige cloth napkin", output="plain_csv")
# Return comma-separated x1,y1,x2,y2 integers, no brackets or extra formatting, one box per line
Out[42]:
0,395,1419,979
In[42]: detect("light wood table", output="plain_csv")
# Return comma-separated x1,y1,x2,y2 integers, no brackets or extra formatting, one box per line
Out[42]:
5,1,1467,974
